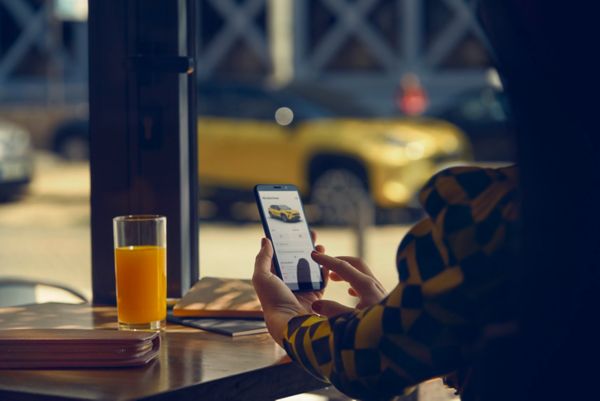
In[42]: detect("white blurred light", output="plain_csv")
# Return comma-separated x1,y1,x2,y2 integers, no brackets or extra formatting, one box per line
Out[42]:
275,107,294,126
55,0,88,21
486,68,503,90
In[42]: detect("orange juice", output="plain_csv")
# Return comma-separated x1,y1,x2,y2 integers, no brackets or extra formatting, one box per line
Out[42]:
114,245,166,325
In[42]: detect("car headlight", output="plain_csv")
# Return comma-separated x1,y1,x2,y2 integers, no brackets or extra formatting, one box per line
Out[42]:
0,125,31,157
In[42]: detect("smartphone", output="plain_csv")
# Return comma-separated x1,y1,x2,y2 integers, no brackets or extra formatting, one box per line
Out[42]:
254,184,325,292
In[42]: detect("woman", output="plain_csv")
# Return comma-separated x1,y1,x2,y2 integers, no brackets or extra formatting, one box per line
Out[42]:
253,165,520,400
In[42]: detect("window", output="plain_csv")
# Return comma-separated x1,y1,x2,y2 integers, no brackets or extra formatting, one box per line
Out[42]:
0,0,91,304
194,1,511,309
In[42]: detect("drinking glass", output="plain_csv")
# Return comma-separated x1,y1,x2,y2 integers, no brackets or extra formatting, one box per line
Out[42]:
113,215,166,331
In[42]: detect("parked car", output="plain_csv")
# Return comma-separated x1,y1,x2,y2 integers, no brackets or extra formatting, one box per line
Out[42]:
0,119,33,201
198,81,472,224
431,86,515,162
268,205,301,222
0,103,88,161
43,81,473,224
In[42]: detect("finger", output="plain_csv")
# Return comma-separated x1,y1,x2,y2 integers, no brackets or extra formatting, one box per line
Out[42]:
314,244,327,286
312,300,354,317
329,271,344,281
254,238,274,275
320,265,330,287
337,256,375,277
311,252,371,292
312,228,325,254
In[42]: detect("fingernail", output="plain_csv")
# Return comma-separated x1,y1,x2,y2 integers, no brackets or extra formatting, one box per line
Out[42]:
311,250,318,256
261,238,266,247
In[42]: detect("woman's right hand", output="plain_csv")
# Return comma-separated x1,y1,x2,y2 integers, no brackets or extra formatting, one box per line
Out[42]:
309,251,387,317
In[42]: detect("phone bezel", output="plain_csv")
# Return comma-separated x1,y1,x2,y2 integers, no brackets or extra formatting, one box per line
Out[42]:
254,184,325,292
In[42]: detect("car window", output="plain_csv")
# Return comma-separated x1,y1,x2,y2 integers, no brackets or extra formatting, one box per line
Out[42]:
198,84,334,122
271,92,333,120
280,85,372,118
458,89,508,123
198,85,279,120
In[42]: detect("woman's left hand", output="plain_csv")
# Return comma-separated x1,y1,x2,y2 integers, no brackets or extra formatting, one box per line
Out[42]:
252,233,327,346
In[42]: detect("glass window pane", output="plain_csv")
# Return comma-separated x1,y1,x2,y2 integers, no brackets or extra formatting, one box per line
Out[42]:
194,0,515,310
0,1,90,304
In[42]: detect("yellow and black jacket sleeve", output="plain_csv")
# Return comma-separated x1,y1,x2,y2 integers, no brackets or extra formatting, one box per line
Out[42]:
282,166,519,401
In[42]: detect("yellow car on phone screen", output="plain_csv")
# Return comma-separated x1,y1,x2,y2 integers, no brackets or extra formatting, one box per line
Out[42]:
268,205,301,222
198,81,472,224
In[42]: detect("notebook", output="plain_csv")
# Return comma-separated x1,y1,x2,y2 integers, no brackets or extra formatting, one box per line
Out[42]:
0,329,160,369
172,277,263,318
167,313,267,337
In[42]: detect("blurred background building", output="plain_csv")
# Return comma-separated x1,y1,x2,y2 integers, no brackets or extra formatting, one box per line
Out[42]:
0,0,506,156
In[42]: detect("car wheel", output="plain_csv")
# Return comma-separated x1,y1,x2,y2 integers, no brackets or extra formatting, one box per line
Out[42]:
0,183,28,203
53,121,90,161
310,169,374,226
59,136,89,161
213,198,234,221
281,214,288,222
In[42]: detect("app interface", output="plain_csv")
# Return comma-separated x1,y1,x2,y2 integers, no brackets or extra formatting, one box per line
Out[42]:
258,190,321,290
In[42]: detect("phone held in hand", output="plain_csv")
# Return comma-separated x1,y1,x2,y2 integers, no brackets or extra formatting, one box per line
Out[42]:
254,184,325,292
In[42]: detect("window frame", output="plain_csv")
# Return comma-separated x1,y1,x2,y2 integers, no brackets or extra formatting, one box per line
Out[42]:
88,0,198,304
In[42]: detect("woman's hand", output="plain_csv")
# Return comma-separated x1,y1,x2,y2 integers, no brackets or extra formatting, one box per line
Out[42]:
252,233,327,346
310,252,386,317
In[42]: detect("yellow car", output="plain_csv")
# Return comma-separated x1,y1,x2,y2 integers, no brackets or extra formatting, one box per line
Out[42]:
198,82,472,224
268,205,301,222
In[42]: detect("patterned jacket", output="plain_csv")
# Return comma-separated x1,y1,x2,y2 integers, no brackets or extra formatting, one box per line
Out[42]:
282,165,520,401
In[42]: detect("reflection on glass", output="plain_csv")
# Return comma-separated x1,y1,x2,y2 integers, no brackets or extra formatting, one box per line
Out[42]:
0,3,90,301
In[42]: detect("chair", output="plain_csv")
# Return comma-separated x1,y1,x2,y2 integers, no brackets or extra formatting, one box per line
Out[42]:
0,277,88,307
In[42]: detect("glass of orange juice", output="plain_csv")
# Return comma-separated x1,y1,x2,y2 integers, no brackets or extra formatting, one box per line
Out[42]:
113,215,166,331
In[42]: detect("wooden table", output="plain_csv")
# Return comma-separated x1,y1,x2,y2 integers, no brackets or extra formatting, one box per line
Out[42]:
0,303,326,401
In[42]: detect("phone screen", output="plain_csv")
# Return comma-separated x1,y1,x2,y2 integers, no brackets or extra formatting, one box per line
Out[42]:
255,185,323,291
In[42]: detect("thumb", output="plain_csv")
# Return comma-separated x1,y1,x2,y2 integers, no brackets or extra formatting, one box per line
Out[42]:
312,300,353,317
254,238,274,275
